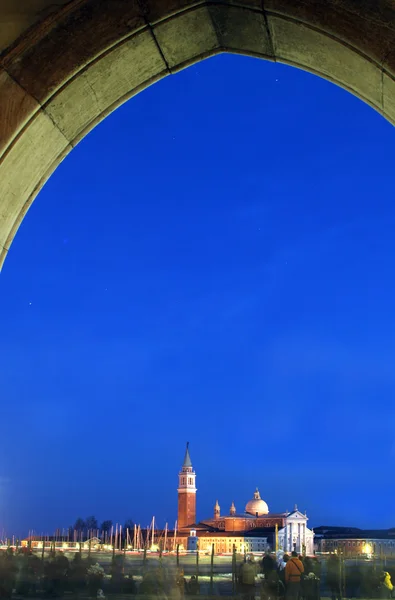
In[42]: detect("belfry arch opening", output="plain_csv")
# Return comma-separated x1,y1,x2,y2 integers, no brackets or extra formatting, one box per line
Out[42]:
0,0,395,269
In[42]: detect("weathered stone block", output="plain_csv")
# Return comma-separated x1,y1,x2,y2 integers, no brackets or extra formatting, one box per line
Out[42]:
0,111,70,257
209,4,273,58
0,68,39,159
268,15,383,110
383,73,395,125
265,0,395,66
144,0,262,24
0,0,71,54
3,0,146,103
153,6,218,70
45,30,167,144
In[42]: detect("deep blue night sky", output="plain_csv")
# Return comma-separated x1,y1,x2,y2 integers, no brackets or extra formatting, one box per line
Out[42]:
1,54,395,537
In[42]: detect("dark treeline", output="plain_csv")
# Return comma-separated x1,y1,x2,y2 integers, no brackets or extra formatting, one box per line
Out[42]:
72,517,135,537
33,517,136,542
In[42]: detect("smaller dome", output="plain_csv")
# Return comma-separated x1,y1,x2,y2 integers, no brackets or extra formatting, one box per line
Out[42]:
245,488,269,516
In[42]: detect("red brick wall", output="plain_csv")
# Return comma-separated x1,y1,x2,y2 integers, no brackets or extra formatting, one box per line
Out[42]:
178,492,196,529
224,518,248,531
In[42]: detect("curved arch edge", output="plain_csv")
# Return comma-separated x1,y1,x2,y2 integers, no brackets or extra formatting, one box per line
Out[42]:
1,1,395,269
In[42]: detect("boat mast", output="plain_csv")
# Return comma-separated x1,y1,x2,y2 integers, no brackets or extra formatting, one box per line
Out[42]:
164,523,168,552
173,520,177,551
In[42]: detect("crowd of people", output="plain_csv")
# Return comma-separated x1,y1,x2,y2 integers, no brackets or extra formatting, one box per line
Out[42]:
0,546,394,598
0,548,200,599
139,567,199,597
0,549,136,598
237,550,320,600
236,551,394,600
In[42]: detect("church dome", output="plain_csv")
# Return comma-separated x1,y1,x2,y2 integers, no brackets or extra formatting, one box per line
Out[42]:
245,488,269,516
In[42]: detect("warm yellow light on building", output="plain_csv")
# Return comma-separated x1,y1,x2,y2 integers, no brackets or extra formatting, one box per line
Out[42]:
363,543,372,556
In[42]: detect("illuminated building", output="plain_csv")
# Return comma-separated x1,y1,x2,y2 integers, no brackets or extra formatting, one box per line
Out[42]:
21,536,102,550
169,444,315,554
314,526,395,556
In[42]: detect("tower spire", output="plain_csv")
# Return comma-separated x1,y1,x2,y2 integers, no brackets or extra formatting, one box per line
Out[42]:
183,442,192,467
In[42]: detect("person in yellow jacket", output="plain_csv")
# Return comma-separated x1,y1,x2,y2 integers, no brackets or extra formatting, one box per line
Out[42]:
381,571,393,599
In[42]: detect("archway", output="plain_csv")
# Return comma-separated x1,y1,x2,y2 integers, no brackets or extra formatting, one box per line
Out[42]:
0,0,394,269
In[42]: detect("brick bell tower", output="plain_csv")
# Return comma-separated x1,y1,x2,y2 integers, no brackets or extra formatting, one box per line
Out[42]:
177,442,197,529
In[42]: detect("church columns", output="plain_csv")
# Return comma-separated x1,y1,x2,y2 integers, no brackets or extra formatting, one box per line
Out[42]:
284,518,313,555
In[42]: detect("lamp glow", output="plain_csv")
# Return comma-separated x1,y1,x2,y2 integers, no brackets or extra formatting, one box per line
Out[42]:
363,543,372,556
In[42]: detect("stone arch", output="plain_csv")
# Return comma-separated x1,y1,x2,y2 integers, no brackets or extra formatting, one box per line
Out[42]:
0,0,394,268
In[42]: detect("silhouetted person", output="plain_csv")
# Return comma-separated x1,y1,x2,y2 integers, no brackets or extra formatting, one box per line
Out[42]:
18,551,42,596
303,558,314,575
69,553,86,592
139,570,164,596
188,575,199,595
0,550,17,599
265,568,284,600
326,555,341,600
262,553,276,578
279,555,290,588
237,562,244,592
345,564,360,599
285,551,304,600
176,568,187,598
125,573,136,594
241,558,256,600
312,558,321,579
